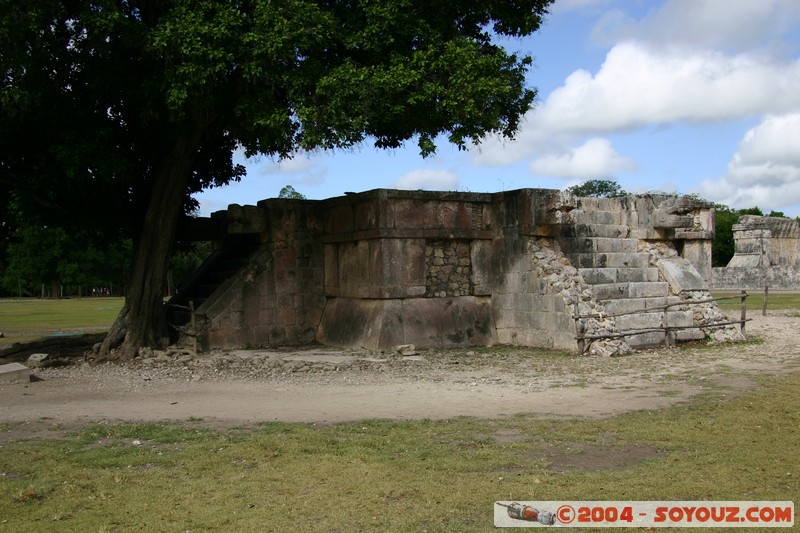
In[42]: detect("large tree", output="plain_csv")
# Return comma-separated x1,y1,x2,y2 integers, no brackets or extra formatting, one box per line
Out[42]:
1,0,553,358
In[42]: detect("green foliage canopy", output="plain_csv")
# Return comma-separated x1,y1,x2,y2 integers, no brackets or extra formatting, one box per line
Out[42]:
2,0,552,235
567,179,628,198
277,185,307,199
1,0,554,354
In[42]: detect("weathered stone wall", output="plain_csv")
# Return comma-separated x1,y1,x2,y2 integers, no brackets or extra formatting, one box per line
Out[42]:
712,266,800,290
199,200,326,349
711,215,800,289
425,240,473,297
180,188,722,355
315,190,497,349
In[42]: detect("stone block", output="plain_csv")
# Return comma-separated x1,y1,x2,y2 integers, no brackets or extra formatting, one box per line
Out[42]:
503,272,522,293
27,353,50,368
602,253,651,268
652,296,682,310
593,283,629,300
580,268,617,284
628,281,670,298
616,267,660,283
637,227,666,239
601,299,647,315
665,310,694,328
493,293,517,310
575,224,629,238
574,210,623,226
675,329,706,341
493,307,514,329
656,257,709,292
526,329,554,348
593,238,638,253
625,331,666,347
538,294,556,313
0,363,30,384
471,240,493,288
532,311,556,331
406,285,426,297
555,311,575,333
574,253,598,268
474,284,492,296
496,328,517,345
616,312,662,331
553,331,578,352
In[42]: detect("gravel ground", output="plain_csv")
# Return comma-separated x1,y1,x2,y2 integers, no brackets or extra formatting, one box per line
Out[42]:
1,311,798,436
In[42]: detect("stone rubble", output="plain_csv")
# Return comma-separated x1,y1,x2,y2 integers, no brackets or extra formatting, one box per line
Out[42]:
529,239,630,357
641,241,744,343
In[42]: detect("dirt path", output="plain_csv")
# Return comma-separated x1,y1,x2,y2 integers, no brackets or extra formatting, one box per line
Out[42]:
1,312,799,433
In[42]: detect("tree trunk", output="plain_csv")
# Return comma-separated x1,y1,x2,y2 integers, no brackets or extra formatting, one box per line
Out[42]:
100,129,204,359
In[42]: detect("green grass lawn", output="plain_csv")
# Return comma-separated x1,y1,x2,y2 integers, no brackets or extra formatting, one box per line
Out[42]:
711,290,800,313
0,295,797,529
0,297,124,346
0,373,797,531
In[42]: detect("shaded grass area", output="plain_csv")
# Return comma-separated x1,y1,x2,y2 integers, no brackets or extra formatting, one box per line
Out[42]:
1,374,798,532
0,298,124,345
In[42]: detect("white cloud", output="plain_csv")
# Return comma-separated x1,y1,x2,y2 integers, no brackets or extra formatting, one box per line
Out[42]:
592,0,800,52
732,114,800,174
259,155,317,175
540,42,800,132
696,114,800,211
254,153,327,187
392,169,459,190
473,42,800,167
528,138,637,179
550,0,613,14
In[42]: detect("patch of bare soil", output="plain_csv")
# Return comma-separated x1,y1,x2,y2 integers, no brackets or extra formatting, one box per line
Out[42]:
1,312,799,444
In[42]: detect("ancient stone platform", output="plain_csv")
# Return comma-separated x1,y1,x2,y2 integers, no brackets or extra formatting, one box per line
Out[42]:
169,188,730,355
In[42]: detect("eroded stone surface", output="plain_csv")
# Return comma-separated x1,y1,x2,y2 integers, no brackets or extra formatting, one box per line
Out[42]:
169,189,722,354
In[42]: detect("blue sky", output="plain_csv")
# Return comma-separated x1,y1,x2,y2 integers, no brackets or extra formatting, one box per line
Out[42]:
196,0,800,217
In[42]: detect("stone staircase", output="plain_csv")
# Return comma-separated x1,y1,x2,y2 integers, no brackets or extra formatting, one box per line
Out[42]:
561,206,703,348
165,235,260,331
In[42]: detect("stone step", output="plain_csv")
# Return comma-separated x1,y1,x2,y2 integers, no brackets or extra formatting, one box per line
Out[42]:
675,329,706,342
615,310,694,332
625,331,666,348
600,296,682,315
563,237,639,254
592,281,670,300
571,252,651,269
561,224,630,239
573,210,625,226
579,267,660,284
622,327,706,348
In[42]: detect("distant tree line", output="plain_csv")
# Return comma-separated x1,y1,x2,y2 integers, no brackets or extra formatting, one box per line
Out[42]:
0,219,212,298
0,186,301,298
2,179,795,297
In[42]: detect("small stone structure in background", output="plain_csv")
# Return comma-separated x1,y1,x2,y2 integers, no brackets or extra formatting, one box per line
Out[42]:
168,189,741,356
712,215,800,290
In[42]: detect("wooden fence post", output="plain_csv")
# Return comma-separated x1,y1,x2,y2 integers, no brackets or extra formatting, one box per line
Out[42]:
574,302,585,355
740,290,747,337
189,300,198,353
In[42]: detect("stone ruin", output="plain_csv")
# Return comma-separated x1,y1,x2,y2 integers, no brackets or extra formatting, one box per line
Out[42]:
169,188,743,356
712,215,800,290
